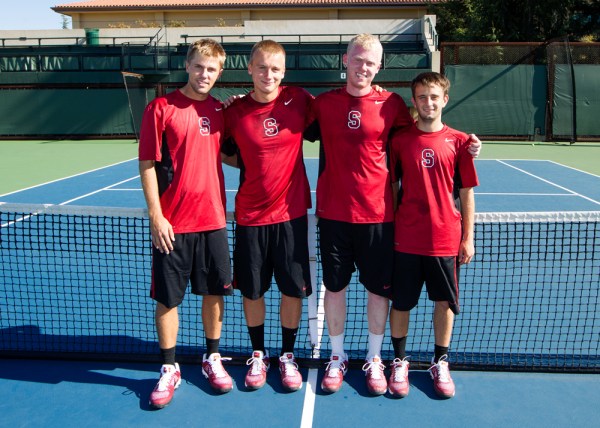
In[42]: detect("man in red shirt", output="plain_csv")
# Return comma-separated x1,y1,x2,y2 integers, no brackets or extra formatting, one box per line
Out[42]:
305,34,481,396
221,40,313,392
139,39,233,408
387,72,479,399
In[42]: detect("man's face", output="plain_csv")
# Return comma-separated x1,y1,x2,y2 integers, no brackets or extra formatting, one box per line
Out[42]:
248,49,286,98
412,83,449,123
185,51,223,99
344,44,382,92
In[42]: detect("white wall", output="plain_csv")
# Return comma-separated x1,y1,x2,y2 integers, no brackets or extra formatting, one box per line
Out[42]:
0,19,429,47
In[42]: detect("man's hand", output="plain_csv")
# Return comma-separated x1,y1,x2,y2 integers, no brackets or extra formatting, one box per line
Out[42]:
149,214,175,254
468,134,482,157
222,94,245,108
458,238,474,265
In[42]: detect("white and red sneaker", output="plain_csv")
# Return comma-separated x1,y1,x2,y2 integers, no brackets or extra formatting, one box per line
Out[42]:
278,352,303,392
388,358,410,398
202,353,233,394
321,353,348,394
245,350,270,390
428,355,455,398
362,356,387,396
149,363,181,409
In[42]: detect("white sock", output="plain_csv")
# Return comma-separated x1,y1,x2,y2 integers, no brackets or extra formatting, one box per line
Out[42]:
330,333,345,356
366,332,384,360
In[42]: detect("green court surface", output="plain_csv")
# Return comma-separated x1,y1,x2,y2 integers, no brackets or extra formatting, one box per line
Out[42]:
1,140,598,196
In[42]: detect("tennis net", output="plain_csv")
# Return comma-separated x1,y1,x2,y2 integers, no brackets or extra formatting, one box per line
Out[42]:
1,203,599,372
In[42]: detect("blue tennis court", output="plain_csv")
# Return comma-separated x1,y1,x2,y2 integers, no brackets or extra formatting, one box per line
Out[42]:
1,157,599,427
2,158,600,211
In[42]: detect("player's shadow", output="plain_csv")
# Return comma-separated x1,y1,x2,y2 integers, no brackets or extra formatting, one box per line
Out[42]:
0,325,166,411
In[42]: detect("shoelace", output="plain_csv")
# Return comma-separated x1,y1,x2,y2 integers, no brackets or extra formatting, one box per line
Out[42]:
391,359,409,382
280,357,299,376
325,358,345,377
156,367,176,391
208,357,228,378
430,361,450,382
247,355,266,375
362,359,385,379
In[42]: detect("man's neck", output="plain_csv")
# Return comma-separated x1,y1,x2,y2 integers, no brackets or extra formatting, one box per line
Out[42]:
416,118,444,133
179,84,208,102
346,84,372,98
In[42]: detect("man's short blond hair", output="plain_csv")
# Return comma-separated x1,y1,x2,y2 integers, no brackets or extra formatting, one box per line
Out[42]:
347,33,383,62
186,38,226,69
249,39,286,63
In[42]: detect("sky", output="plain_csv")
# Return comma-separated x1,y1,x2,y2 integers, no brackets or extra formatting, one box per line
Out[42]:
2,1,71,30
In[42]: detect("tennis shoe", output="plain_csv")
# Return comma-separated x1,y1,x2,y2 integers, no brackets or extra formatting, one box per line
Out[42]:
202,353,233,394
362,356,387,396
428,355,455,398
149,363,181,409
321,353,348,394
245,350,270,390
278,352,303,392
388,358,410,398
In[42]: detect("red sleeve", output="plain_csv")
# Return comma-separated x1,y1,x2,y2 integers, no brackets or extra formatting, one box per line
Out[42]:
138,99,165,161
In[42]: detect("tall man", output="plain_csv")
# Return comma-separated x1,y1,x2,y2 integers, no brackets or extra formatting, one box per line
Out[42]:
221,40,313,392
387,72,479,399
305,34,481,396
139,39,233,409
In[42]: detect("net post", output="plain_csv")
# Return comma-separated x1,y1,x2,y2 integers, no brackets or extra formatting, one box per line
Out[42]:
307,214,320,360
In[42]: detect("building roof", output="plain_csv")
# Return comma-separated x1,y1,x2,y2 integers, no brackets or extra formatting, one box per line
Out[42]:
53,0,440,10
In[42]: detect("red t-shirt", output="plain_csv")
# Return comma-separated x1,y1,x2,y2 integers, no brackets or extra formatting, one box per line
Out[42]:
223,86,312,226
307,88,413,223
138,89,226,233
390,124,479,256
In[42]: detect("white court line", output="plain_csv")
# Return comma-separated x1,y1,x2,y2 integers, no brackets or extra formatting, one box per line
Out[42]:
300,281,327,428
59,176,140,205
300,369,319,428
0,158,138,197
476,192,578,196
497,160,600,206
546,160,600,178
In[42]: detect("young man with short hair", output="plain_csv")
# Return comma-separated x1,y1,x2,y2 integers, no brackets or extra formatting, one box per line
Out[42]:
221,40,313,392
388,72,479,399
139,39,233,408
305,34,481,396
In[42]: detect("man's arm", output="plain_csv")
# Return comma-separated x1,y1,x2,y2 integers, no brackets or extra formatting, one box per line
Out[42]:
139,160,175,254
458,187,475,265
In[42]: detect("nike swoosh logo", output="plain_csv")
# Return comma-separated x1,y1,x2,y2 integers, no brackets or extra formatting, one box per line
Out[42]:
375,100,384,104
383,284,391,290
284,99,293,105
215,107,223,111
445,138,454,143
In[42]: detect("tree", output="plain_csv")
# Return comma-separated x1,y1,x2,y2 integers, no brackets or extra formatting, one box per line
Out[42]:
429,0,600,42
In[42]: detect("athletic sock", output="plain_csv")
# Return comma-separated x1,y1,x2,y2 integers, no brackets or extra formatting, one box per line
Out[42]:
206,337,220,356
330,333,345,357
366,331,385,360
434,345,449,363
248,324,266,354
391,336,407,360
160,346,176,365
281,326,299,355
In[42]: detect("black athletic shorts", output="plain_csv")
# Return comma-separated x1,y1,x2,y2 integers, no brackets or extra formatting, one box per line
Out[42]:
391,251,461,314
233,215,312,300
318,218,393,297
150,228,233,308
